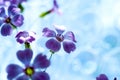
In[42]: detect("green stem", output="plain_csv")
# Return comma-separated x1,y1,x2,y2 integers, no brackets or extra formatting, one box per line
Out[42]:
25,42,31,49
39,9,53,18
44,50,54,72
10,22,17,29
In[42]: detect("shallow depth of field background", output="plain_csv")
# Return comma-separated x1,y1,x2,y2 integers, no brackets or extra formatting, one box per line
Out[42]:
0,0,120,80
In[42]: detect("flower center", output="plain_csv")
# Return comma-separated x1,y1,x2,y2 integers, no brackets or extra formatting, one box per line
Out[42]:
56,34,64,42
24,67,34,76
5,17,11,23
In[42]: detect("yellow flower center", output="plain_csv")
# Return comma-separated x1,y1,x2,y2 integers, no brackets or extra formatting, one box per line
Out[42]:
24,67,34,76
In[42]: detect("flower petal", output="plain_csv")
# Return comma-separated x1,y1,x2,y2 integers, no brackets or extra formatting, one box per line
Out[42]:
0,20,3,27
0,7,6,17
63,41,76,53
6,64,23,80
46,39,61,52
8,5,20,16
54,24,66,34
96,74,108,80
33,54,50,69
12,14,24,27
17,49,33,66
32,72,50,80
64,31,76,42
16,75,29,80
1,24,12,36
42,27,56,37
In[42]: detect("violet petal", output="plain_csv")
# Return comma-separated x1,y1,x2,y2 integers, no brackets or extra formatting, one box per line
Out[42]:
17,49,33,66
33,54,50,69
96,74,108,80
42,27,56,37
8,5,20,16
46,38,61,52
32,72,50,80
12,14,24,27
6,64,23,80
0,7,5,17
64,31,76,42
1,24,12,36
63,41,76,53
16,75,29,80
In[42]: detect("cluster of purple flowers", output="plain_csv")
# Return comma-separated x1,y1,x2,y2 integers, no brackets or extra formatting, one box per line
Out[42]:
0,0,117,80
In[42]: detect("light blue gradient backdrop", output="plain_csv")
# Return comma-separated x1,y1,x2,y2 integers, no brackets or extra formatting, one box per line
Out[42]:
0,0,120,80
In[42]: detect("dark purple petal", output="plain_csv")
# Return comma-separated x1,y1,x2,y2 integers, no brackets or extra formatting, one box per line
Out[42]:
53,0,59,8
42,27,56,37
1,24,12,36
16,75,29,80
33,54,50,69
8,5,20,16
27,36,35,42
12,14,24,27
16,38,24,44
6,64,23,80
63,41,76,53
96,74,108,80
32,72,50,80
17,49,33,66
64,31,76,42
0,7,6,17
46,38,61,52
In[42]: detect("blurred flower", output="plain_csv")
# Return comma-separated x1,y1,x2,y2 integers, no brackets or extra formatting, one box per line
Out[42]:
40,0,62,17
3,0,27,12
4,0,27,5
96,74,108,80
15,31,36,44
42,25,76,53
114,77,117,80
6,49,50,80
0,5,24,36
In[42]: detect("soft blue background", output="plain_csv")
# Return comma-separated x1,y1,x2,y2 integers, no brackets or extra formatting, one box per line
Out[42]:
0,0,120,80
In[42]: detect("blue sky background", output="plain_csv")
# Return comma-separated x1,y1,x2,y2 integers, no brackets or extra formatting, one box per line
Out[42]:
0,0,120,80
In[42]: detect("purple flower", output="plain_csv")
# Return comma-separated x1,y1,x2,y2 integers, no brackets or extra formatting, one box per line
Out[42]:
96,74,109,80
0,5,24,36
4,0,27,5
15,31,36,44
6,49,50,80
40,0,62,17
42,25,76,53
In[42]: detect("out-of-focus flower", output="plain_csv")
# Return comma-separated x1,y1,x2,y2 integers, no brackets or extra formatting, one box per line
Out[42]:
42,25,76,53
96,74,108,80
0,5,24,36
15,31,36,44
6,49,50,80
3,0,27,12
40,0,62,18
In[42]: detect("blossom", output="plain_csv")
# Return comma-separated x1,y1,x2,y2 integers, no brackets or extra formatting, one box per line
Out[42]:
40,0,62,17
0,5,24,36
15,31,36,44
4,0,27,5
96,74,108,80
6,49,50,80
42,25,76,53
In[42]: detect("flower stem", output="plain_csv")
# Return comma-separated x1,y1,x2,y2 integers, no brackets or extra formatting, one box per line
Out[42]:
44,50,54,72
25,42,31,49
